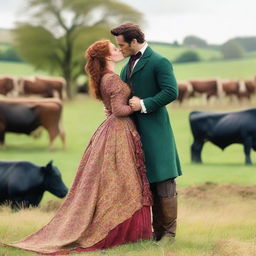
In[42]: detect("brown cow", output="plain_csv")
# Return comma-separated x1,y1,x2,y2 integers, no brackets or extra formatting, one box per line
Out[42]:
18,76,66,99
189,79,220,102
177,82,194,104
0,76,15,96
0,98,65,149
222,80,256,102
222,80,240,99
35,76,66,99
244,80,256,95
18,78,54,98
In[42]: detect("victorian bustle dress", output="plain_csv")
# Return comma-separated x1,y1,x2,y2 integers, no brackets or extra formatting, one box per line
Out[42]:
3,71,152,255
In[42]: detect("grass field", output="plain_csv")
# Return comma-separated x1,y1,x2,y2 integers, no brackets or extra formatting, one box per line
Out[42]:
0,49,256,255
150,44,222,61
0,96,256,256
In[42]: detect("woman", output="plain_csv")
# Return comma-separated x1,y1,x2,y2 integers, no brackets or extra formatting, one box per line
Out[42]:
2,40,152,255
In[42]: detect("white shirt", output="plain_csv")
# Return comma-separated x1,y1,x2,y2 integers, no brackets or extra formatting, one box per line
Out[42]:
132,42,148,113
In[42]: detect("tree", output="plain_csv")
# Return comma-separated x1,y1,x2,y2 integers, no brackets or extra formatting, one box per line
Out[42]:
183,35,207,48
228,37,256,52
174,50,200,63
14,0,143,98
221,41,244,59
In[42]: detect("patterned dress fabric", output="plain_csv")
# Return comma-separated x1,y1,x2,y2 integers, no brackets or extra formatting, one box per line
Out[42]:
3,72,152,255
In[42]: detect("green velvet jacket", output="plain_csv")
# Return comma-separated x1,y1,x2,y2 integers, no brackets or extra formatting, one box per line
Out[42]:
120,46,182,183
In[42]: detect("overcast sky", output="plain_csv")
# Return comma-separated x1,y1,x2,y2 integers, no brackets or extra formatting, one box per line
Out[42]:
0,0,255,44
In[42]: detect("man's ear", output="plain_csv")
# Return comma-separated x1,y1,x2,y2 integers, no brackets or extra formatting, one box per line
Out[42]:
131,39,137,45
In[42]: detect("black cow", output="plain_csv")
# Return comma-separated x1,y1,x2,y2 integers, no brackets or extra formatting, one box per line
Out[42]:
189,108,256,165
0,160,68,209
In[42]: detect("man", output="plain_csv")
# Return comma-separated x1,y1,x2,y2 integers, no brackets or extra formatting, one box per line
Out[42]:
111,23,182,243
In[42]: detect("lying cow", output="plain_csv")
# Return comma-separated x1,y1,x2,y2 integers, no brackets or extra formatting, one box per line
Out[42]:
0,76,15,96
189,108,256,165
0,98,65,149
0,160,68,209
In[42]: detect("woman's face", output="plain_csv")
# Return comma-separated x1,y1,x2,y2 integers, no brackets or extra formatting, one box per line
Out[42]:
108,43,124,63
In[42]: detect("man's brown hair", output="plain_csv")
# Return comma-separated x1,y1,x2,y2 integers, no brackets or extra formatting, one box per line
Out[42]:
111,23,145,44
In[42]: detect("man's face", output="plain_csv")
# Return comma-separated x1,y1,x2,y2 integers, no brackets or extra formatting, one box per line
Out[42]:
115,35,135,58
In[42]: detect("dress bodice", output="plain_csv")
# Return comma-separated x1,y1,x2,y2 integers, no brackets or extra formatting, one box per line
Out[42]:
100,72,133,117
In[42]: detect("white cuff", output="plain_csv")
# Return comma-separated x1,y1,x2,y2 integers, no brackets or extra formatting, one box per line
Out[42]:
140,100,147,113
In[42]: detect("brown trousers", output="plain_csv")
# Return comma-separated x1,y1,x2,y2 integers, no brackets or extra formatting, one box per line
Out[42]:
150,178,177,240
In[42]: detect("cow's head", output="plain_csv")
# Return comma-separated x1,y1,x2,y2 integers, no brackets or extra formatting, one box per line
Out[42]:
43,161,68,198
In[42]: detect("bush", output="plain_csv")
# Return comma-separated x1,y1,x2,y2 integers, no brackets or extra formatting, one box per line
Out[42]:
174,50,201,63
0,47,24,62
221,41,244,59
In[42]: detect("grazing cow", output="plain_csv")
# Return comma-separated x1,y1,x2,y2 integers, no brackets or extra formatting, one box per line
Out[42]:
0,76,15,96
35,76,66,99
222,80,256,102
18,76,65,99
18,78,53,98
0,160,68,209
222,80,241,101
177,82,194,104
0,98,65,149
189,108,256,165
244,80,256,97
189,79,220,102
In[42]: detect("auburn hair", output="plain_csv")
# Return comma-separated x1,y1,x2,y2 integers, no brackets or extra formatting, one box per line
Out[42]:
85,40,110,100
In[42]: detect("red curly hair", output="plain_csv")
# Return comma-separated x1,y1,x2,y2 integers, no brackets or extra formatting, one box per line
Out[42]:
85,40,110,100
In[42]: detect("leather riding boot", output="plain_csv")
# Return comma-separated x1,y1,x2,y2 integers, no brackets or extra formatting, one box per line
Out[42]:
160,196,177,237
152,193,164,241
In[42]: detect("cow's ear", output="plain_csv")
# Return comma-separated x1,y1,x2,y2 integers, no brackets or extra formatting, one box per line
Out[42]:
46,160,53,169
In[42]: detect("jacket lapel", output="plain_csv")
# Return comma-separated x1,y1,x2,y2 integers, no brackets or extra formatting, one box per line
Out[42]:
131,47,153,78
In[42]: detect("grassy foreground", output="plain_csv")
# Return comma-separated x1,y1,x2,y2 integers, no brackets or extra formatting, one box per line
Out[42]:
1,183,256,256
0,97,256,255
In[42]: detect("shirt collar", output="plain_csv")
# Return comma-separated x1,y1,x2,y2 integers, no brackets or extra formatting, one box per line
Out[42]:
136,42,148,56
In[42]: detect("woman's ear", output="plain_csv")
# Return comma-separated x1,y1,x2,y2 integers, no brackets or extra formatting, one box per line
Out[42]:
106,56,112,61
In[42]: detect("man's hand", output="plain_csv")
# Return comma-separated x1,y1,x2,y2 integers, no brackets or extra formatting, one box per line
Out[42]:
129,96,142,111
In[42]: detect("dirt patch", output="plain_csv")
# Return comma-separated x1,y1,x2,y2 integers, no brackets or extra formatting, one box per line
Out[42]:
181,182,256,200
212,239,256,256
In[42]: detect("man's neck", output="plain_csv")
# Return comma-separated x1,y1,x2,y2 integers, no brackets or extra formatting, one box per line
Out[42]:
133,42,146,54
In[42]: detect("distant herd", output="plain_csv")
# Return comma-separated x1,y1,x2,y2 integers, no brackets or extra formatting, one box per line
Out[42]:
178,77,256,104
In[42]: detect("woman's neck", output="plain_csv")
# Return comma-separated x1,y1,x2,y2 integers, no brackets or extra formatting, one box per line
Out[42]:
106,61,115,72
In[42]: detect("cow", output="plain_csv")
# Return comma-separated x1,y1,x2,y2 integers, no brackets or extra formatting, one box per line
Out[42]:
189,79,220,103
0,98,65,149
177,82,194,104
244,80,256,97
222,80,256,102
35,76,66,99
0,76,15,96
189,108,256,165
18,76,66,99
0,160,68,209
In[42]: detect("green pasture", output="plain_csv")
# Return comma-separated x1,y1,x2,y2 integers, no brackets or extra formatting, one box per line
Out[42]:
0,97,255,197
150,44,222,61
0,97,256,256
1,53,256,256
1,57,255,82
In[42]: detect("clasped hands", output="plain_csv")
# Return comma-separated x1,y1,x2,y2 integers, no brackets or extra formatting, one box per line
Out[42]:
129,96,142,111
